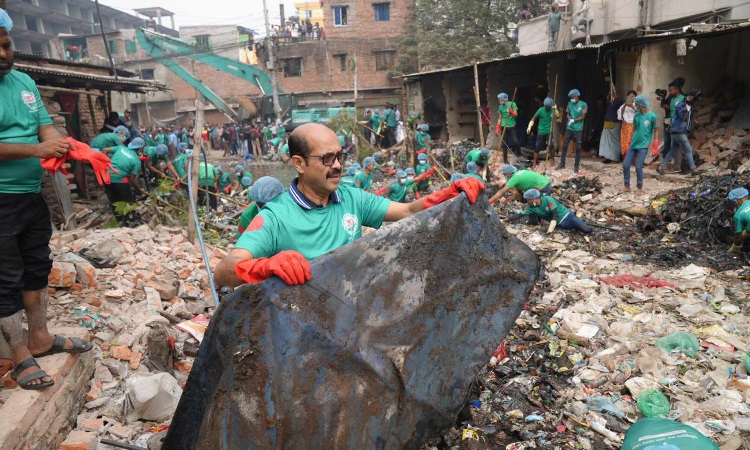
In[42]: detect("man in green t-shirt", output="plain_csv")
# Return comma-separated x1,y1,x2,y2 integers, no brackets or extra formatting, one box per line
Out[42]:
90,125,129,155
728,188,750,254
383,170,418,203
214,123,485,287
370,110,383,147
107,140,147,225
0,12,95,391
490,164,551,205
527,98,558,167
279,142,289,162
197,157,219,210
557,89,588,173
415,153,432,192
170,143,189,184
495,92,519,164
142,144,177,179
623,95,659,196
154,128,166,145
217,167,233,194
511,189,592,233
355,157,376,191
415,124,431,155
340,166,357,186
548,5,562,51
237,176,285,238
659,77,686,171
465,148,490,168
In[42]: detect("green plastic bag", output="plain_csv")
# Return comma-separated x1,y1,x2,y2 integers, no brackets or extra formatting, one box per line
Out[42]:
622,418,719,450
637,389,670,417
655,331,700,356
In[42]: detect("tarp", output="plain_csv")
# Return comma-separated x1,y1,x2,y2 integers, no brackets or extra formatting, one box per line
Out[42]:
164,193,540,449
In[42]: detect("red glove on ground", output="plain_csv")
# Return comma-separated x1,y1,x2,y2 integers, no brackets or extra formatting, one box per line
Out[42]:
64,138,114,185
651,139,660,157
422,176,485,209
235,250,311,285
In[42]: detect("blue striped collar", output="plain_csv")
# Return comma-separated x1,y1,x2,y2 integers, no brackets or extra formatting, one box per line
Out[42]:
288,178,342,210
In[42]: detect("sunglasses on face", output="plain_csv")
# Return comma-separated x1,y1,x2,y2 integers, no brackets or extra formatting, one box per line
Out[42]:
307,151,346,166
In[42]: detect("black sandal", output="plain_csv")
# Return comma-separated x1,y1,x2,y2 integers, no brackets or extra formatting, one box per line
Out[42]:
32,335,93,358
10,358,54,390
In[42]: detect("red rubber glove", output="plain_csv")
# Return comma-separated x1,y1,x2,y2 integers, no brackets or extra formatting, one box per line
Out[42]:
139,154,149,161
41,156,69,174
413,166,436,184
64,138,114,185
235,250,311,285
376,185,388,197
422,177,485,209
651,139,660,157
495,124,501,136
509,107,518,117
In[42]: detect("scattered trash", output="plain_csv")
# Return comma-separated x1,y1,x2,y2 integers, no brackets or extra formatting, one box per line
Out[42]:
126,373,182,422
637,389,670,417
655,331,701,357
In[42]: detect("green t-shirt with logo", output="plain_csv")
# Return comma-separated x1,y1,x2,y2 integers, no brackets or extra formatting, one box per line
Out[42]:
415,162,432,189
0,70,54,194
386,181,417,202
497,101,518,128
566,100,588,131
237,202,260,238
172,154,188,178
90,133,123,151
109,146,140,184
198,163,216,185
355,170,374,191
630,110,659,149
505,169,551,192
416,131,430,151
533,107,554,135
218,173,232,191
465,149,488,165
143,146,168,166
521,195,570,222
734,201,750,234
235,183,391,260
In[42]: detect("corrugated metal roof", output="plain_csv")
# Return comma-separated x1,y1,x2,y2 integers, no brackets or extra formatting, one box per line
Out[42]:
14,64,168,93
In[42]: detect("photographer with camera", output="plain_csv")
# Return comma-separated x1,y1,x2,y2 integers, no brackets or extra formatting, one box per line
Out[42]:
657,89,703,177
657,77,686,170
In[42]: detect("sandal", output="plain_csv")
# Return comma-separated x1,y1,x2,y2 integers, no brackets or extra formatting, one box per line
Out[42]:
10,358,54,391
32,335,93,358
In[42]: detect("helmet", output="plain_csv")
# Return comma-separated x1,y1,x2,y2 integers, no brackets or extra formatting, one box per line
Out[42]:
523,189,541,199
568,89,581,98
250,176,284,204
128,137,145,149
501,164,517,175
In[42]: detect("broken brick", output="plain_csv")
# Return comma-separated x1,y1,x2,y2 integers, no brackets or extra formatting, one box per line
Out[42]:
49,261,76,288
110,345,133,361
80,418,104,432
74,262,98,288
129,351,142,370
60,430,98,450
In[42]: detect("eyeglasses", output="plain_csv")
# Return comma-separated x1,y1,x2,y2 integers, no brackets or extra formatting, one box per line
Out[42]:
307,151,346,166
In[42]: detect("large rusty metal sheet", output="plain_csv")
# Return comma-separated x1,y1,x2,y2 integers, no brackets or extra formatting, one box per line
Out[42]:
165,193,540,449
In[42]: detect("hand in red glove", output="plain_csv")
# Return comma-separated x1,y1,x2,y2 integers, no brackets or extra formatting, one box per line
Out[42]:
509,107,518,117
495,124,501,136
234,250,311,285
64,138,115,185
422,176,485,209
139,154,149,161
651,139,660,157
413,166,436,184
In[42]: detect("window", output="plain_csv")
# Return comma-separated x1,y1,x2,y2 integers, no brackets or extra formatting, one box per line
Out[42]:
140,69,155,80
194,35,210,51
333,6,348,26
306,10,312,19
125,40,138,55
25,16,38,32
107,40,117,54
335,54,348,71
282,58,302,77
30,42,44,56
374,3,390,22
374,51,395,71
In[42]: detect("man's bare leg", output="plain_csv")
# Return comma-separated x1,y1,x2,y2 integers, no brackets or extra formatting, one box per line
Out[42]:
24,288,73,354
0,310,51,386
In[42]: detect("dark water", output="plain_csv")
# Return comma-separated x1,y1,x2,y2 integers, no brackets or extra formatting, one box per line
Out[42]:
245,163,299,188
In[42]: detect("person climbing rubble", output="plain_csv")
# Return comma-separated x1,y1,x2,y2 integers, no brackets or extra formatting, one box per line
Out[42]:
0,8,92,391
237,176,285,237
489,164,551,206
214,123,485,287
728,187,750,255
509,189,593,234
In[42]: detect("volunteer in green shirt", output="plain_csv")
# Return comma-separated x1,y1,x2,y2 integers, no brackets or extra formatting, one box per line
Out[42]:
490,164,551,205
279,142,289,162
237,176,285,237
217,167,232,194
383,104,398,148
383,170,415,203
370,110,383,147
107,139,147,223
728,188,750,254
512,189,592,233
214,123,485,287
465,148,490,169
415,124,431,155
464,162,484,182
415,153,431,192
622,95,659,196
527,98,558,167
0,11,96,391
197,157,218,210
355,157,376,191
142,144,176,179
269,137,283,154
659,77,685,165
277,122,287,140
495,92,520,163
341,166,357,186
90,126,129,155
557,89,588,173
548,5,562,51
171,143,189,184
154,129,166,145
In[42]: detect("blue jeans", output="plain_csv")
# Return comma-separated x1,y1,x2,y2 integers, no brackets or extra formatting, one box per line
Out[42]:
623,147,648,188
662,133,696,170
559,212,593,234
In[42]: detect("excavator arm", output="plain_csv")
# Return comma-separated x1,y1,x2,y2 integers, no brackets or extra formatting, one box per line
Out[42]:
135,28,283,121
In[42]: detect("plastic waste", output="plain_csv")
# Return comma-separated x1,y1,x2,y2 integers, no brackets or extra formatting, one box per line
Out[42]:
637,389,670,417
74,306,107,330
126,373,182,422
524,414,544,422
655,331,700,357
587,396,625,418
621,418,719,450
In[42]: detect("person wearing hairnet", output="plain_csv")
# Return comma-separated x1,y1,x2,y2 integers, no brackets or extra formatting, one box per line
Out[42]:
495,92,520,164
237,177,285,237
622,95,659,196
510,189,593,234
557,89,588,173
341,166,357,186
415,124,431,155
490,164,551,206
728,188,750,255
355,157,376,191
415,153,432,192
90,125,130,156
465,162,484,181
142,144,176,179
527,97,559,167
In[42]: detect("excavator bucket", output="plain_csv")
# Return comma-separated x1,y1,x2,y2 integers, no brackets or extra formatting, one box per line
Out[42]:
164,193,540,449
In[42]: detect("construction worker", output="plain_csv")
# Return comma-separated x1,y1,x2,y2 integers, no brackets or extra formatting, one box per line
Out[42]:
465,148,490,170
341,166,357,186
355,156,376,191
90,125,129,155
495,93,519,163
557,89,588,173
465,162,484,181
622,95,659,196
237,176,285,237
214,123,485,287
527,97,559,167
489,164,551,205
728,188,750,254
143,144,177,179
511,189,593,234
415,153,432,192
415,124,431,155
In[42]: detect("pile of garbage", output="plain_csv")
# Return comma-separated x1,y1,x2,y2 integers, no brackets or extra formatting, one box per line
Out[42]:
554,176,603,204
44,225,220,448
427,220,750,449
431,140,483,174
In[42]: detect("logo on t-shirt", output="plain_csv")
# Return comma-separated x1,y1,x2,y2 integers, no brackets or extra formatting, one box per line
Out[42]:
21,90,39,112
644,120,651,126
342,213,359,236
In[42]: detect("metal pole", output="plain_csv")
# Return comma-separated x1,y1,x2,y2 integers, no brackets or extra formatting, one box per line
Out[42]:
187,98,204,243
94,0,119,81
263,0,283,121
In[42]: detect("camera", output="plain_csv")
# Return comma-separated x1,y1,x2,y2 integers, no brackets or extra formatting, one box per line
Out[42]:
686,88,703,102
655,89,668,102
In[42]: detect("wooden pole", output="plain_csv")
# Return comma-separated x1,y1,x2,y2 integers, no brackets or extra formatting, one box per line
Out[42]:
484,87,517,179
187,98,204,243
473,62,485,147
546,75,559,167
86,93,99,132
